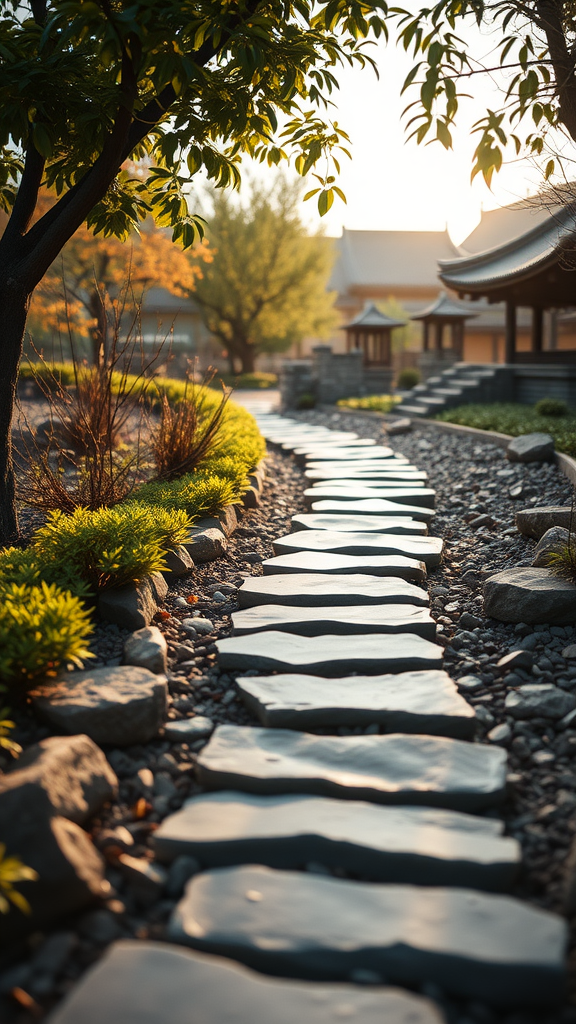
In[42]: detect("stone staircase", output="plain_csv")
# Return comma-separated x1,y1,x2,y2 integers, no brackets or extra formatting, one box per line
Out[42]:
396,363,512,418
47,416,568,1024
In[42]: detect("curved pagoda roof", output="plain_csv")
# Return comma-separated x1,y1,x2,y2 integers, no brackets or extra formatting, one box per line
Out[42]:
344,303,406,331
411,291,478,321
438,202,576,306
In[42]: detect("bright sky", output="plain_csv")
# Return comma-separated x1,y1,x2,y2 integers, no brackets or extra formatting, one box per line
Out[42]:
292,31,559,245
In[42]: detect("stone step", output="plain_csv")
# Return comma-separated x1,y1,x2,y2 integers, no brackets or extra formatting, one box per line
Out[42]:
395,404,429,417
310,498,434,522
262,552,427,583
279,433,360,450
272,530,443,566
237,573,429,609
291,513,428,535
293,446,405,461
154,792,520,890
305,467,428,482
236,668,475,736
305,486,435,509
45,939,444,1024
429,387,463,398
232,603,436,639
168,866,566,1005
412,396,446,408
196,725,506,811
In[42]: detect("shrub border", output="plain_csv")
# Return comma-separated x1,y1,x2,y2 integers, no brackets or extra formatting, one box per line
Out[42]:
324,405,576,489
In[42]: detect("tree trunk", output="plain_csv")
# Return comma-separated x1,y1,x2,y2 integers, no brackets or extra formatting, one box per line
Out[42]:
88,288,108,366
0,281,31,544
237,342,256,374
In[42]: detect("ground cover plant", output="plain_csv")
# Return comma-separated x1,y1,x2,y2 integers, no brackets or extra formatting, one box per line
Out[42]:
436,403,576,457
337,395,402,413
397,368,421,390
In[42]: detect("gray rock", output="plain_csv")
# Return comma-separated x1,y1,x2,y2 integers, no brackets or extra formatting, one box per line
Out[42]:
487,724,512,745
232,604,436,640
516,506,576,540
2,734,117,824
506,433,555,463
533,527,572,568
185,617,214,635
505,684,576,720
33,667,168,746
272,531,442,567
154,792,518,890
197,725,507,811
195,506,238,537
164,717,215,742
238,572,428,609
241,486,261,509
166,855,201,897
456,675,484,691
305,484,435,509
263,551,426,584
458,612,483,629
497,649,533,672
217,631,443,676
123,626,168,674
184,528,228,563
310,498,434,523
161,546,195,579
290,513,427,535
117,854,167,903
98,573,167,630
44,939,444,1024
0,784,108,941
483,568,576,625
168,865,566,1004
563,644,576,659
386,417,412,435
236,670,474,737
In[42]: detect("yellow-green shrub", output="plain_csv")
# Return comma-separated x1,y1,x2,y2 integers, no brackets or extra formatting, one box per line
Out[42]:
132,473,241,520
0,581,93,687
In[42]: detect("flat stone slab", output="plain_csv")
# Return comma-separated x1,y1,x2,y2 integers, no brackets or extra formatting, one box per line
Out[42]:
516,506,576,540
305,459,420,472
46,940,443,1024
291,513,428,535
305,485,435,509
262,551,427,583
168,866,566,1005
294,446,404,460
236,669,475,736
218,631,441,675
232,604,436,640
33,666,168,747
238,573,429,608
196,725,506,810
272,530,443,566
305,467,428,482
311,498,435,522
483,567,576,625
154,792,519,890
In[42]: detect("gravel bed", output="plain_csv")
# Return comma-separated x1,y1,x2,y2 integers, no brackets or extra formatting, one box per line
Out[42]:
3,411,576,1023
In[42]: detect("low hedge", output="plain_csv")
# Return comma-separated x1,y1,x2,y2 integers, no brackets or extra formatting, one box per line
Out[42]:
337,395,402,413
435,402,576,457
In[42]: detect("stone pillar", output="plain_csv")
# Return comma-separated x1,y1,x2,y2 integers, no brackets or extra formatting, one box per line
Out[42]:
505,302,516,364
532,308,543,353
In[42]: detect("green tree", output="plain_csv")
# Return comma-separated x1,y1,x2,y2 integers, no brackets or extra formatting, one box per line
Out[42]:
389,1,576,186
0,0,385,543
193,180,338,373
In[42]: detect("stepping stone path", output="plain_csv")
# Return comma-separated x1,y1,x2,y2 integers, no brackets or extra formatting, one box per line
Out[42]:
272,529,443,566
154,792,520,889
59,412,564,1020
291,512,428,534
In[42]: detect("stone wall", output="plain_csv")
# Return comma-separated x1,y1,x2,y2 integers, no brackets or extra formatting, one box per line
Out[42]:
279,345,393,409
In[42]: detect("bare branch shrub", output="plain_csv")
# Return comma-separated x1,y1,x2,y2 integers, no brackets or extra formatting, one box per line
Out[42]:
150,369,231,482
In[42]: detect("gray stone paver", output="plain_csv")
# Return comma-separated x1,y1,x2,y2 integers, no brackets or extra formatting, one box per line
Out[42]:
262,551,427,583
310,498,435,521
290,512,428,535
235,669,475,736
231,603,436,639
45,939,444,1024
237,572,429,608
304,467,428,481
305,484,436,508
154,792,520,889
217,630,442,675
196,725,507,810
168,865,567,1004
272,529,443,566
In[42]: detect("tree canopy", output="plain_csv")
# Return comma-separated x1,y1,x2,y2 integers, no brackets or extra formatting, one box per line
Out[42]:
389,0,576,187
193,179,338,373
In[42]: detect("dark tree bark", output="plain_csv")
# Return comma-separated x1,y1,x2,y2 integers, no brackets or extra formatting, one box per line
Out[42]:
0,280,31,543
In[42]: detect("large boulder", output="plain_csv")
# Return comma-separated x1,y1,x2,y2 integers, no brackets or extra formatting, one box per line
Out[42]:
532,527,572,568
505,684,576,720
33,667,168,747
506,433,555,463
516,506,576,540
484,567,576,625
0,783,108,941
98,573,168,630
1,734,118,824
123,626,168,675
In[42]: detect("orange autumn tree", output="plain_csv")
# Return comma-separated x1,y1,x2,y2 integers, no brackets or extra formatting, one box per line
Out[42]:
29,192,210,364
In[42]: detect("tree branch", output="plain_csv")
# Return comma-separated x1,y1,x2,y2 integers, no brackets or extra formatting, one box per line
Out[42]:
2,142,45,246
536,0,576,141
